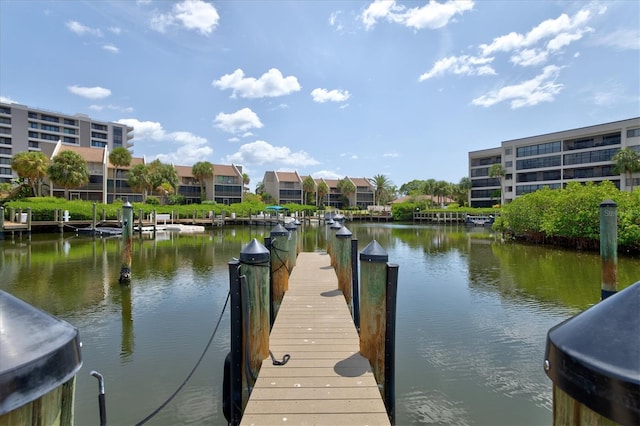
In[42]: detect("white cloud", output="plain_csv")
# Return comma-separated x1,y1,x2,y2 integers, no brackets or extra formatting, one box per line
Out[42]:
592,29,640,50
225,140,319,167
68,85,111,99
510,48,548,67
66,20,103,36
151,0,219,35
329,11,344,31
361,0,473,31
103,44,119,53
213,68,301,99
479,8,593,56
89,104,133,113
311,88,351,103
312,170,342,180
117,118,212,165
109,26,122,35
0,96,17,104
471,65,564,109
419,55,495,81
215,108,263,134
383,152,399,158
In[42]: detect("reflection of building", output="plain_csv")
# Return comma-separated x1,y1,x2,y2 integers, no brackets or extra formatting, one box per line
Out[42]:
469,118,640,208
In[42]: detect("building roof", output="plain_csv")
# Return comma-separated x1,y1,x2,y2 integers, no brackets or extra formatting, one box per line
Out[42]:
173,164,193,178
275,171,300,182
56,145,105,164
214,163,240,177
350,177,371,187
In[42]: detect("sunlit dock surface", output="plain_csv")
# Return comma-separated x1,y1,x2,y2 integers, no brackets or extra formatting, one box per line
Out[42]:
240,252,390,425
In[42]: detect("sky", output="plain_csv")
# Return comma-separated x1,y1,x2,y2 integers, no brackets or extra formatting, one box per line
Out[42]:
1,0,639,192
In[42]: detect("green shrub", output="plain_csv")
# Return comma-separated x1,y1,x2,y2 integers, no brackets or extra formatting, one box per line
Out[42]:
146,196,160,205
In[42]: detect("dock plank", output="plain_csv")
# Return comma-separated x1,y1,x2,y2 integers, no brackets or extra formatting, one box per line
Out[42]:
241,252,390,426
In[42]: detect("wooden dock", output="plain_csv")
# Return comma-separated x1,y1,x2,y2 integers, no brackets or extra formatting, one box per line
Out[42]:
241,252,390,425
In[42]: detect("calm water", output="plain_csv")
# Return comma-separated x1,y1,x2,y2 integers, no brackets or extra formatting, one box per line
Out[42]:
1,223,638,425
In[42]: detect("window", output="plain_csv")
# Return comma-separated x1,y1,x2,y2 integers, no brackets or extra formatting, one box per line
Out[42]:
64,118,76,126
92,140,107,148
516,183,561,195
91,123,107,131
0,106,10,114
0,128,10,135
0,117,10,125
0,147,11,155
41,114,59,123
29,122,38,129
113,127,123,147
64,128,77,134
505,161,512,167
28,141,39,149
516,155,561,170
0,137,11,145
563,148,618,165
505,148,512,155
0,157,11,165
627,128,640,138
91,131,107,139
63,136,77,144
0,167,11,175
471,167,489,177
564,133,621,151
471,155,501,167
28,112,38,119
516,141,561,157
41,124,59,132
40,133,59,141
29,131,39,138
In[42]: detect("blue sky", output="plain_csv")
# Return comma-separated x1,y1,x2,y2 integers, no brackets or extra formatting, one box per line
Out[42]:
1,1,638,191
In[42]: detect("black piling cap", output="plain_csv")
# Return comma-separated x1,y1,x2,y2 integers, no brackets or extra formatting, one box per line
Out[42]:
239,238,270,264
600,199,617,208
0,290,82,415
330,221,342,229
285,221,297,231
359,240,388,262
544,281,640,425
294,219,301,225
336,226,352,238
326,218,335,225
270,223,288,237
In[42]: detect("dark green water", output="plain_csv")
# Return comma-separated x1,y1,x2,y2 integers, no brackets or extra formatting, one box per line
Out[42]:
1,223,638,425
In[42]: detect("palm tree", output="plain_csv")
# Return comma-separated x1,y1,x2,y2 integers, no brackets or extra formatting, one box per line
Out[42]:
148,160,178,200
255,180,265,195
192,161,214,201
242,173,250,193
47,150,90,200
11,151,49,196
612,147,640,191
423,178,437,207
302,176,316,205
457,177,472,206
337,178,356,207
489,163,506,206
368,174,394,205
434,180,450,206
317,181,329,207
109,147,132,203
127,163,152,202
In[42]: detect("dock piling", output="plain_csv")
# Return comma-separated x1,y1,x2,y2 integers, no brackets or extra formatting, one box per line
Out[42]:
335,226,353,306
119,202,133,284
599,200,617,300
269,224,289,319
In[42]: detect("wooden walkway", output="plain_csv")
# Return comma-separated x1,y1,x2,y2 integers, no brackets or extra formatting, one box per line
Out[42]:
241,252,390,425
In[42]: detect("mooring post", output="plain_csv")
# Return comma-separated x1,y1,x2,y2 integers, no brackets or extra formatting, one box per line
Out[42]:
325,218,334,256
119,202,133,284
285,221,297,268
599,199,617,300
239,239,271,407
269,224,289,320
138,209,143,235
92,202,97,233
226,259,243,425
329,220,342,267
351,237,360,330
385,263,399,424
359,240,390,404
545,281,640,425
0,207,4,240
294,219,302,254
335,226,353,305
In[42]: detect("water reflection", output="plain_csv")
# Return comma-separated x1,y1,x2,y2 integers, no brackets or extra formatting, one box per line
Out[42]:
1,224,638,425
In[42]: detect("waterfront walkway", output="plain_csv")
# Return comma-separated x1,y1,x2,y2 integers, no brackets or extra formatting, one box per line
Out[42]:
240,251,390,425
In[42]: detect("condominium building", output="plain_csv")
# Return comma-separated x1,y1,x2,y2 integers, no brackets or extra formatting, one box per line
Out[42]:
0,101,133,184
263,171,304,205
469,117,640,208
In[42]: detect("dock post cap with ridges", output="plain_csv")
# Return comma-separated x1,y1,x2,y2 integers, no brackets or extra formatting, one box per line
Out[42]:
544,281,640,425
240,238,270,264
336,226,352,238
360,240,388,262
270,223,288,236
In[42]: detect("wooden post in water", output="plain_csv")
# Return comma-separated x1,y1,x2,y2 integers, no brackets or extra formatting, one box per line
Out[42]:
138,209,143,235
26,208,31,240
325,218,334,257
329,220,342,268
285,221,297,268
92,202,97,233
294,219,302,254
351,237,360,329
269,224,289,319
599,199,617,300
335,226,353,306
0,207,4,240
360,240,397,420
239,239,271,408
119,202,133,284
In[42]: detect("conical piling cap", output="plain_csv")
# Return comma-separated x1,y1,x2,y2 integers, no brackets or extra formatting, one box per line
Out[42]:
270,223,288,236
326,218,334,225
330,221,342,229
544,281,640,425
285,221,297,231
360,240,388,262
336,226,352,238
240,238,270,264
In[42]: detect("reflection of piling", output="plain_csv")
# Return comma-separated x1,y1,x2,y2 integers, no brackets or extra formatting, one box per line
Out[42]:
545,281,640,425
285,221,297,269
335,226,353,306
239,239,270,408
119,202,133,284
599,200,617,300
359,240,398,423
269,224,289,319
120,285,134,359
